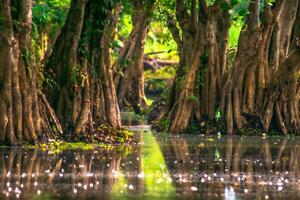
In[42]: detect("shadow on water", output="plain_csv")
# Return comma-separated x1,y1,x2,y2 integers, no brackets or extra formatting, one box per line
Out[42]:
1,113,300,199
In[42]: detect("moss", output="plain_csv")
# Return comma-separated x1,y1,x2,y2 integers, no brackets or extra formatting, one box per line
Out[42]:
15,124,136,152
146,98,154,106
22,140,137,155
152,118,170,133
22,141,110,152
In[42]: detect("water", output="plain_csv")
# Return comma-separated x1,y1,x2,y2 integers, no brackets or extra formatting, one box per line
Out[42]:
1,114,300,199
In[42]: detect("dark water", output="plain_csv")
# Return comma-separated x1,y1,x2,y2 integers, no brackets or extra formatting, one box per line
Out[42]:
1,114,300,199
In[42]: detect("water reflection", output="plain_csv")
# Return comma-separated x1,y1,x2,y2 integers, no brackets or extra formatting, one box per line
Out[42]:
160,135,300,199
1,134,300,199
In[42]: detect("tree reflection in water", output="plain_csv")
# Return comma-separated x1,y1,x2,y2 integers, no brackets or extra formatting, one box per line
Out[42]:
160,135,300,199
1,134,300,199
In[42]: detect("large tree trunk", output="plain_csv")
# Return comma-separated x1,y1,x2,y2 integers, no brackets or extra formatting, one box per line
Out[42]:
114,0,155,113
262,2,300,134
221,0,262,134
45,0,87,126
165,0,230,134
45,0,121,136
0,0,62,145
222,0,300,135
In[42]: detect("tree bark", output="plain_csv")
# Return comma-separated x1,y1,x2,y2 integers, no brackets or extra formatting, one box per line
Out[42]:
221,0,300,135
0,0,62,145
45,0,122,136
165,0,230,134
114,0,155,113
45,0,87,125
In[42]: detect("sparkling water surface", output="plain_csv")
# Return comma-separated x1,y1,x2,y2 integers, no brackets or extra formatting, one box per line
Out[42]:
0,113,300,199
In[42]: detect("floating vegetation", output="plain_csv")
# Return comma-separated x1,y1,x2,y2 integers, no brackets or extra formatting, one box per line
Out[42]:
61,123,136,145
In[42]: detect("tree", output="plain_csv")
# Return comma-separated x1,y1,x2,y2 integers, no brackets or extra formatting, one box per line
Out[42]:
45,0,121,136
0,0,62,145
164,0,300,135
222,0,300,134
114,0,155,113
261,1,300,134
164,0,231,134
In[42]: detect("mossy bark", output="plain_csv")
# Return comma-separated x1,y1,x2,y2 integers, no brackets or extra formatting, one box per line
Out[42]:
46,0,122,136
0,0,62,145
165,0,230,134
222,0,300,134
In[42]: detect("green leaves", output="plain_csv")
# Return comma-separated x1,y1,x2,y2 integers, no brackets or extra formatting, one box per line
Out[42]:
231,0,240,6
220,2,231,11
215,108,221,121
22,48,32,66
33,0,70,33
266,0,276,4
238,9,248,17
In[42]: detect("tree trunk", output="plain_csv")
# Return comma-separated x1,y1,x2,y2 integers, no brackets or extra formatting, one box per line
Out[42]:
114,0,155,113
221,0,262,134
165,0,230,134
222,0,300,135
45,0,122,136
262,4,300,134
0,0,62,145
45,0,87,125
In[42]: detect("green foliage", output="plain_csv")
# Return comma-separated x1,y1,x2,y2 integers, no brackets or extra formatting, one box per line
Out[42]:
214,148,221,160
69,65,80,85
33,0,70,35
229,0,249,47
22,48,35,78
229,22,243,47
24,141,103,152
157,118,170,132
266,0,276,4
154,0,175,22
43,72,59,90
145,22,178,60
24,141,133,154
117,14,132,38
215,107,221,121
146,98,155,106
22,48,34,66
32,0,70,67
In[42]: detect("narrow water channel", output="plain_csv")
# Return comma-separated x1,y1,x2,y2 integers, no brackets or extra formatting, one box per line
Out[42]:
0,113,300,199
